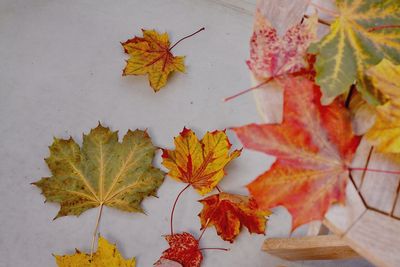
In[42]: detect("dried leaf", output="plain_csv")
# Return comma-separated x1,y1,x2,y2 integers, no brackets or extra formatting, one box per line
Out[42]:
55,235,135,267
247,11,317,80
308,0,400,105
232,77,361,230
155,232,202,267
366,59,400,153
154,259,183,267
33,123,165,218
198,192,270,242
122,29,185,92
162,128,241,195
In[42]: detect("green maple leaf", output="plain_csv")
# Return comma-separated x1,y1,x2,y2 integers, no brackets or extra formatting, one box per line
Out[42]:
308,0,400,105
33,124,165,219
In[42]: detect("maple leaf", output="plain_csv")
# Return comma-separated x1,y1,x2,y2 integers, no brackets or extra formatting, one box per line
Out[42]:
308,0,400,105
55,235,135,267
33,123,165,218
232,77,361,230
154,259,182,267
365,59,400,153
198,192,271,242
155,232,202,267
247,10,317,80
122,28,204,92
162,128,241,195
122,29,185,91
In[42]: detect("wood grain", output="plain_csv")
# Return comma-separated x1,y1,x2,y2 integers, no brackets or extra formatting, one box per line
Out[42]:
262,235,359,260
345,210,400,267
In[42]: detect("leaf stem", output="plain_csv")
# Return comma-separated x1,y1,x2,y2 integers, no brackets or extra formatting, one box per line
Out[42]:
304,14,331,26
223,77,273,102
169,27,205,51
198,218,210,242
349,167,400,176
91,203,104,257
368,25,400,32
170,184,190,235
199,247,229,251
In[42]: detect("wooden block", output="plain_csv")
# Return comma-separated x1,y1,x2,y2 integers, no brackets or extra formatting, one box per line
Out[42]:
393,192,400,218
324,181,366,235
360,152,400,214
350,138,373,187
262,235,359,261
344,210,400,267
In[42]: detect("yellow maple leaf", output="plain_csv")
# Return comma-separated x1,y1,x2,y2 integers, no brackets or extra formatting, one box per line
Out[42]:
366,59,400,153
122,29,185,91
55,235,135,267
162,128,241,195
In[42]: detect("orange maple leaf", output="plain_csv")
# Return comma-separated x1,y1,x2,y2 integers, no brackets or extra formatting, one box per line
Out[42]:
155,232,202,267
198,192,271,242
232,77,361,230
122,28,204,92
162,128,241,195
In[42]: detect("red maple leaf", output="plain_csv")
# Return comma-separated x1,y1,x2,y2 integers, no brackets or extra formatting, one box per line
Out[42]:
232,77,361,230
156,232,202,267
198,192,270,242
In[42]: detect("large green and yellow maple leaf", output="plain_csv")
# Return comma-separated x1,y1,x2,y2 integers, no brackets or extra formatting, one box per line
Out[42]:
309,0,400,105
33,124,165,218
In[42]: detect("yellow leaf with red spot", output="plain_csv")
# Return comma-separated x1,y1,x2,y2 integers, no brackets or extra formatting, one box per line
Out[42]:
198,192,270,242
55,236,135,267
162,128,241,195
232,77,361,230
122,29,185,92
366,59,400,153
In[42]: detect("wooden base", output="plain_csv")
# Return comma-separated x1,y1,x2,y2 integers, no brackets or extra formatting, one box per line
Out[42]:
262,235,359,261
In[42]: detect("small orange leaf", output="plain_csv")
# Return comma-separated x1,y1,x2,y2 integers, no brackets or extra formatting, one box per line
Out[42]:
232,77,361,230
198,192,271,242
155,232,202,267
162,128,241,195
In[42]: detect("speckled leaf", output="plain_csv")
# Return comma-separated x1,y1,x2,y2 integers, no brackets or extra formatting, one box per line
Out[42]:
33,123,165,218
155,232,202,267
248,10,317,79
308,0,400,105
55,235,135,267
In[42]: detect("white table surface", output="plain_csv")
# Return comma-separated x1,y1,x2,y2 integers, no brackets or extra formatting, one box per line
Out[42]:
0,0,374,266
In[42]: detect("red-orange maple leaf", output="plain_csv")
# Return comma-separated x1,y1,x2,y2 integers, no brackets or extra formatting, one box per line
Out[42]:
232,77,361,230
198,192,271,242
155,232,202,267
